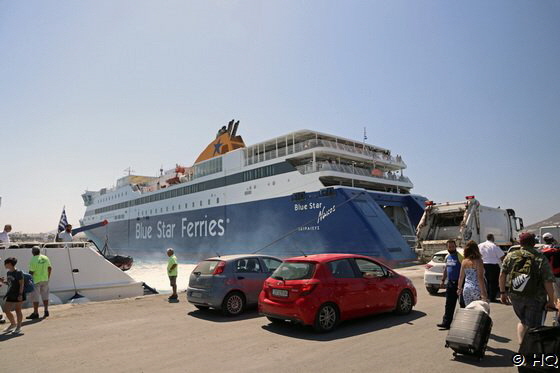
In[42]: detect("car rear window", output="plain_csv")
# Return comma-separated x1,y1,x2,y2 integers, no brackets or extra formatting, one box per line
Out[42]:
432,254,447,264
193,260,220,275
271,262,315,280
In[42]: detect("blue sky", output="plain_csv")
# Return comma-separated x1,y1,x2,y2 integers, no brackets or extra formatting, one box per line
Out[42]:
1,1,559,232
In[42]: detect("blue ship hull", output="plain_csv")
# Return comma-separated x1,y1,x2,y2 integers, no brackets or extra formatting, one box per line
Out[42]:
85,188,425,265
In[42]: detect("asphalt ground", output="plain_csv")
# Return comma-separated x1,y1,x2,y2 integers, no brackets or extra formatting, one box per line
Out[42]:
0,265,534,373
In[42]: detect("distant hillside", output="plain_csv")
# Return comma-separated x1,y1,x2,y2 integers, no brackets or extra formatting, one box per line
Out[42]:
525,212,560,232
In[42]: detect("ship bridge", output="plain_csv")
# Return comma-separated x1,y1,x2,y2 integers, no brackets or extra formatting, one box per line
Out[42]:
243,130,412,193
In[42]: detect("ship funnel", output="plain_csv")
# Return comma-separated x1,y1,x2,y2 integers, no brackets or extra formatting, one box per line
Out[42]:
232,120,239,137
227,119,234,134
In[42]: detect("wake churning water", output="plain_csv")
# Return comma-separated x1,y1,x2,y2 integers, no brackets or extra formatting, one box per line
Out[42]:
127,258,197,294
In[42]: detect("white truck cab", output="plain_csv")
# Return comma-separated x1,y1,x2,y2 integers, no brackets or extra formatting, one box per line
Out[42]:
416,196,524,262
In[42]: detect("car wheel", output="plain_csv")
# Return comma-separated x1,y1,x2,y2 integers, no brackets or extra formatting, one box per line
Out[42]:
195,305,209,311
313,303,339,333
266,316,285,325
394,290,413,315
221,291,245,316
426,286,439,295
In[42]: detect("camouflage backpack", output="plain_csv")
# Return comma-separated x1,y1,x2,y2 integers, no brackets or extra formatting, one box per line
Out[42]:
507,249,542,296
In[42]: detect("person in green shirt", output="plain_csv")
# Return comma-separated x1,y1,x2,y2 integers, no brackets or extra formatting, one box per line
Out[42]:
167,248,178,300
27,247,52,319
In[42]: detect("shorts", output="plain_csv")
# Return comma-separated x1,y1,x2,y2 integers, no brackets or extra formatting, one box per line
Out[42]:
510,296,546,328
30,281,50,302
169,276,177,286
2,300,23,312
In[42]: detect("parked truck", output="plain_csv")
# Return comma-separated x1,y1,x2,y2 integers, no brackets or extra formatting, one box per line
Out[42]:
416,196,524,262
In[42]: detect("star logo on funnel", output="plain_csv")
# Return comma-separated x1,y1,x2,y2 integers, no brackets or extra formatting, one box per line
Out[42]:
213,141,223,155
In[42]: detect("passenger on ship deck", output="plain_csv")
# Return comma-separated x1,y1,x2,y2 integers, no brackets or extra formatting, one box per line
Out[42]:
167,249,179,301
58,224,73,242
0,224,12,246
26,247,52,320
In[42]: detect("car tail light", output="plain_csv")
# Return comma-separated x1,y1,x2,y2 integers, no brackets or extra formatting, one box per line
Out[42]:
425,263,433,269
213,261,226,275
424,200,434,206
300,281,318,296
465,195,475,200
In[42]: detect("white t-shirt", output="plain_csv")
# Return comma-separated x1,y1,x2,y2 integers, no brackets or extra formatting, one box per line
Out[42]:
0,231,10,244
58,231,73,242
478,240,504,264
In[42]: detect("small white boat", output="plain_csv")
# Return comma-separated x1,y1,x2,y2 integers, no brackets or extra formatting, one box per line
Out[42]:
0,242,143,304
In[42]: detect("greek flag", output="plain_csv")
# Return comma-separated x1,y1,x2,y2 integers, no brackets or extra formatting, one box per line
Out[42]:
58,207,68,233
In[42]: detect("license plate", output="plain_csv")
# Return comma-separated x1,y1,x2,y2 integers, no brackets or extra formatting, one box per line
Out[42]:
272,289,288,297
191,292,202,298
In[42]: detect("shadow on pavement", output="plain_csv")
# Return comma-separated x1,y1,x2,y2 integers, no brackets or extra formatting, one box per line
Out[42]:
187,307,263,323
0,331,25,341
489,333,511,343
21,319,42,327
261,310,427,341
448,346,516,368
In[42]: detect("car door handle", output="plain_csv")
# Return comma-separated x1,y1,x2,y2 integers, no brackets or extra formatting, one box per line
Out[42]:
237,276,245,280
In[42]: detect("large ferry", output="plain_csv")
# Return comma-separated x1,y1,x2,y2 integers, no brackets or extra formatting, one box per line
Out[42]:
80,121,426,264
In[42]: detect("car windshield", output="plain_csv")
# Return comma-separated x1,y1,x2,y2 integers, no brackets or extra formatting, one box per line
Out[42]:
432,254,447,264
271,262,315,280
193,260,220,275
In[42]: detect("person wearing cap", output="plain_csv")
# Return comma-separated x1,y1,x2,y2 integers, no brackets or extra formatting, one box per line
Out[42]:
499,232,557,343
479,233,505,302
542,232,557,248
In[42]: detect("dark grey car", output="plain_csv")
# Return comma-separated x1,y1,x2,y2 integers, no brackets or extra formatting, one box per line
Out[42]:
187,254,282,316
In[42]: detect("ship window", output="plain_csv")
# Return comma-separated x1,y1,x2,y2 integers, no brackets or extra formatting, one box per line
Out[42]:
208,199,210,205
166,207,169,212
160,208,163,213
172,206,174,211
185,203,188,209
199,201,202,206
216,198,219,204
192,202,195,207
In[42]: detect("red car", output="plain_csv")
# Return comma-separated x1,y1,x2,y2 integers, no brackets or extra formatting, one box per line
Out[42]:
258,253,417,332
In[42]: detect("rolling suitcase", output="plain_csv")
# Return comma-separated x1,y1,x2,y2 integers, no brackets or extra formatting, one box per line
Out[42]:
445,308,493,359
517,310,560,373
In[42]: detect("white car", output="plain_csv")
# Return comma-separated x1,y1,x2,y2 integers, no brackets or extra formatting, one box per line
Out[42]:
424,249,464,295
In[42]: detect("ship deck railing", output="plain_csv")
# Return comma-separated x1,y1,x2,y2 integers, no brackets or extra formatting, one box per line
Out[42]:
295,161,413,186
245,138,407,168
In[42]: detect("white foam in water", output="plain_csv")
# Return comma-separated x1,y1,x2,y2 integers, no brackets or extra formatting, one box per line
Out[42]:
127,259,197,294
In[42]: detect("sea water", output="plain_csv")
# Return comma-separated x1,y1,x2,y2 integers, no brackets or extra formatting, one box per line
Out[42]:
127,257,197,294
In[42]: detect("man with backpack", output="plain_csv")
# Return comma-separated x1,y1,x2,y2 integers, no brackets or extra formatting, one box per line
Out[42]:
499,232,557,344
541,232,560,298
